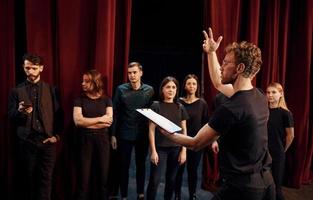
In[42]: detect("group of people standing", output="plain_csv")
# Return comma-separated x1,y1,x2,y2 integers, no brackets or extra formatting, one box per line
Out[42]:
8,27,294,200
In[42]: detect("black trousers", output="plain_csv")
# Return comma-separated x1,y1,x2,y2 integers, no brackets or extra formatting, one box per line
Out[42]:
272,153,286,200
18,134,57,200
147,147,180,200
175,149,202,199
213,170,276,200
117,138,148,198
76,133,110,200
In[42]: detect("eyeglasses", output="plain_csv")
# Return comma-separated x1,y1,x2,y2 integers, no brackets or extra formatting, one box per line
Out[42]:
222,60,236,66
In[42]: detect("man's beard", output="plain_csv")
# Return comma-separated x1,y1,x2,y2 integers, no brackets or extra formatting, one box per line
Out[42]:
27,74,39,82
222,74,238,85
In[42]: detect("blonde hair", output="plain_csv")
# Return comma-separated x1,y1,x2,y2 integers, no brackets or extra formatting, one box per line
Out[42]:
267,82,289,111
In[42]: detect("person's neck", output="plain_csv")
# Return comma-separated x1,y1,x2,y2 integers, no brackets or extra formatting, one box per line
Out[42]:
27,77,40,84
184,94,198,103
86,92,101,99
163,99,174,103
269,102,279,108
131,81,141,90
232,76,253,93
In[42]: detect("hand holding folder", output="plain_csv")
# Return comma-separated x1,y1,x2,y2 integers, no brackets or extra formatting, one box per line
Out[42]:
136,108,182,134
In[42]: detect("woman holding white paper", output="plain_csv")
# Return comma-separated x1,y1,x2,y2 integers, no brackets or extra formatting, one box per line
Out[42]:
146,76,189,200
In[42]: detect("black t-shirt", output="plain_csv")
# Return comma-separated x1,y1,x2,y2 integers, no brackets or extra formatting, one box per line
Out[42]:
268,107,294,158
179,98,209,137
151,101,189,147
209,88,271,175
74,95,113,134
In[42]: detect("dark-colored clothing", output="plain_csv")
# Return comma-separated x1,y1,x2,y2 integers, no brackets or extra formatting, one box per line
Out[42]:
147,101,188,200
268,108,294,158
209,88,275,199
147,147,180,200
8,80,63,200
268,107,294,200
175,98,209,199
117,139,148,196
74,96,112,200
74,96,112,134
110,82,154,198
8,81,63,139
202,93,228,192
151,101,189,147
111,83,154,140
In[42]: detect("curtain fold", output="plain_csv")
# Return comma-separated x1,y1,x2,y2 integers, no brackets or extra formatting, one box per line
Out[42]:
1,0,132,199
203,0,313,188
0,0,15,199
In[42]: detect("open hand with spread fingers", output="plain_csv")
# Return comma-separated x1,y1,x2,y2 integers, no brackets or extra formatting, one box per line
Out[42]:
202,27,223,53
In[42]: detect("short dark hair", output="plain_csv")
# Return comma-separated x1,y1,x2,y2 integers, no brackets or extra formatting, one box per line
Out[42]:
128,62,142,70
23,53,44,65
159,76,179,102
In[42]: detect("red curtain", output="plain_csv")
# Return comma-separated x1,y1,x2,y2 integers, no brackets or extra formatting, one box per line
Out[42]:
202,0,313,188
0,0,132,199
0,0,15,198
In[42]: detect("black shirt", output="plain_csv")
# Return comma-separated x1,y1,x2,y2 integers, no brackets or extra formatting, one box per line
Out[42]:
151,101,189,147
209,88,271,176
74,95,112,134
178,98,209,137
268,107,294,158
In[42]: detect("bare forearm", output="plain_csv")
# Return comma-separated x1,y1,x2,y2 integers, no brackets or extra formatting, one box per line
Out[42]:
207,52,222,88
207,52,234,97
285,135,294,151
74,116,102,127
168,124,219,151
284,127,294,152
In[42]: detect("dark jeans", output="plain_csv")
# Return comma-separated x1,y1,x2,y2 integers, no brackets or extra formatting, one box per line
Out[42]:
117,138,148,198
272,153,286,200
76,133,110,200
108,148,119,197
18,133,57,200
212,170,276,200
175,149,202,199
147,147,180,200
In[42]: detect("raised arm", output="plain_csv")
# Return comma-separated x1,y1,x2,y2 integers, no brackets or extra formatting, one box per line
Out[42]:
203,28,234,97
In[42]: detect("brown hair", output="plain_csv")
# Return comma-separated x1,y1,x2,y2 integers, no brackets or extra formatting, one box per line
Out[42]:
83,69,105,97
267,82,289,110
128,62,143,70
225,41,262,78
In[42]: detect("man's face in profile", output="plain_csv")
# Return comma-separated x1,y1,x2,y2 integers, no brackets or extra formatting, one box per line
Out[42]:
220,52,238,85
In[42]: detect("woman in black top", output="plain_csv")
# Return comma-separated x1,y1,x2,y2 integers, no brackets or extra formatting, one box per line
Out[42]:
73,69,113,200
266,82,294,200
175,74,209,200
146,76,188,200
